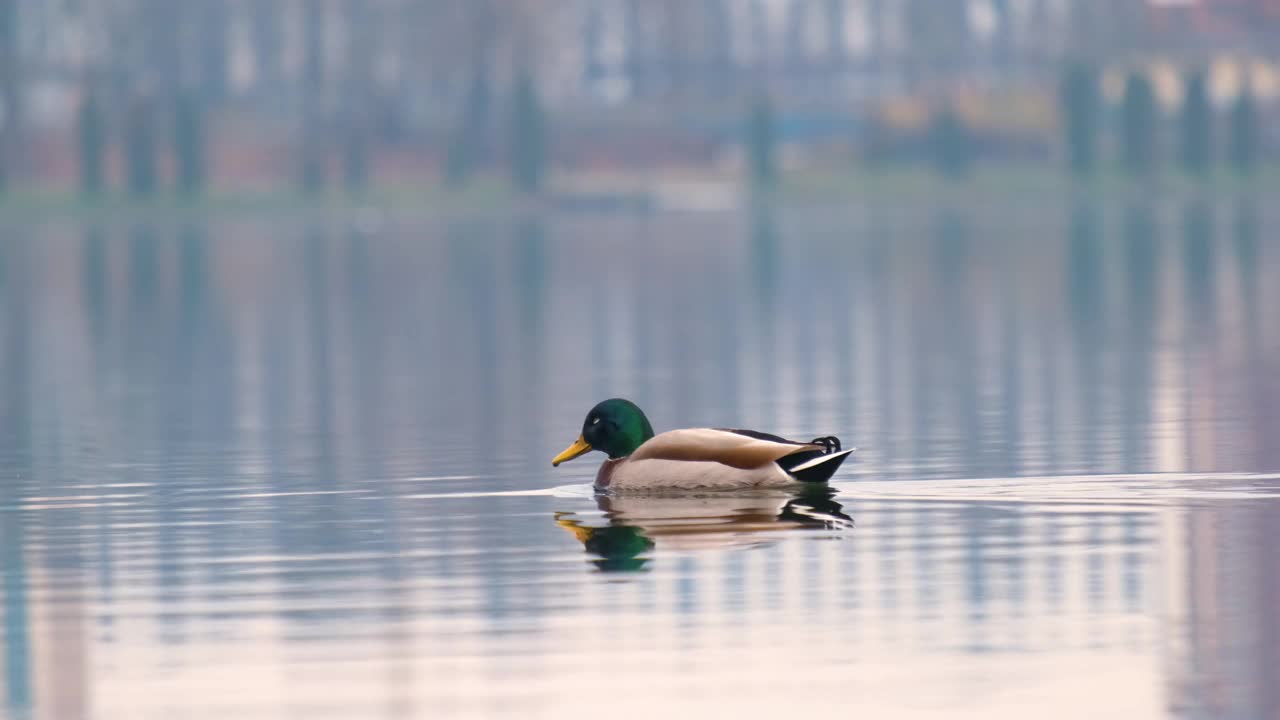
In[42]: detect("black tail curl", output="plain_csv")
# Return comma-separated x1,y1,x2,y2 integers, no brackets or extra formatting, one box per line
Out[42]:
809,436,842,453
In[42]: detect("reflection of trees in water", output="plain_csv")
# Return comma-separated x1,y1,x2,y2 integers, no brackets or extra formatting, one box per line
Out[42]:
120,224,192,644
509,217,555,480
550,489,1168,665
0,207,1276,716
1182,199,1216,341
627,219,656,406
262,227,301,561
1168,500,1280,720
446,219,541,622
344,227,381,475
1067,202,1105,475
725,197,1279,479
1231,200,1273,471
829,214,858,439
303,227,336,490
300,227,346,559
1122,202,1158,473
340,226,414,674
445,220,501,463
8,204,1276,486
128,224,160,312
864,219,896,472
0,235,33,716
514,219,546,378
1233,199,1259,316
933,209,982,477
1066,201,1103,312
173,224,242,618
1178,199,1221,473
963,504,1007,642
80,226,109,356
995,216,1024,478
745,205,862,434
749,203,779,411
788,216,825,434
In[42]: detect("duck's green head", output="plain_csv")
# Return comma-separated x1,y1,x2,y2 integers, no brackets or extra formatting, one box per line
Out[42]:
552,398,655,465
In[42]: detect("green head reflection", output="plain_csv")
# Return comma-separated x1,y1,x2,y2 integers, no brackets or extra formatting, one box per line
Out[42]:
556,513,655,573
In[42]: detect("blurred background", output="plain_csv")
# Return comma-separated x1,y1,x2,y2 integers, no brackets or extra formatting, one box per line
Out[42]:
0,0,1276,199
1,2,1280,720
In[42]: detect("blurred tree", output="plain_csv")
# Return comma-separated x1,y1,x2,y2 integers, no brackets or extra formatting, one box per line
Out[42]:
748,0,769,73
1095,0,1152,59
825,0,846,67
447,68,491,187
509,71,546,194
79,85,106,197
746,95,777,189
867,0,886,68
860,114,892,171
991,0,1013,67
1121,71,1158,178
1060,62,1100,176
624,0,647,98
785,0,810,73
1067,0,1100,58
300,0,326,194
905,0,970,93
444,131,471,187
1180,69,1212,178
125,92,158,197
447,2,498,187
930,104,973,179
145,0,181,98
583,3,605,89
704,0,733,94
659,1,694,96
174,91,205,195
0,0,18,193
343,0,375,194
343,124,369,194
250,2,283,95
1229,83,1258,178
199,0,229,101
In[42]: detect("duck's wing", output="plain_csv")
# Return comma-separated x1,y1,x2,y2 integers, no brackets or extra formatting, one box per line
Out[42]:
628,428,821,469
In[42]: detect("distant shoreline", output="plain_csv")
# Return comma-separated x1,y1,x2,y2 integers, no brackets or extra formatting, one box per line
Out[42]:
0,167,1275,222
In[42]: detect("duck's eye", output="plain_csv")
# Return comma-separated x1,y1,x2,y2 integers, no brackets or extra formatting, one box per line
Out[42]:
590,417,600,425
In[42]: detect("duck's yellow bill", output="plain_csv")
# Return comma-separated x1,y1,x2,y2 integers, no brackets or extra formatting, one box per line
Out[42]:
552,435,593,466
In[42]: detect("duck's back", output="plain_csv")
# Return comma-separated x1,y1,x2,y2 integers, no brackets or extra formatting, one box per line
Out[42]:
627,428,819,469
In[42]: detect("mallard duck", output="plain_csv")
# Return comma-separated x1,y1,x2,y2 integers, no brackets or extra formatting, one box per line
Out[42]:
551,398,853,491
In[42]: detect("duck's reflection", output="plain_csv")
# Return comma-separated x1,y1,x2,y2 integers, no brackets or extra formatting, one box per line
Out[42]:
555,486,853,572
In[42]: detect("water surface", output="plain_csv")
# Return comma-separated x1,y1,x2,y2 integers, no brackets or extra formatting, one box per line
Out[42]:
1,199,1278,719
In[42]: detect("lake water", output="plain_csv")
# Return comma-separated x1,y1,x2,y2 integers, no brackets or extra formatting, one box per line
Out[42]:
1,198,1278,719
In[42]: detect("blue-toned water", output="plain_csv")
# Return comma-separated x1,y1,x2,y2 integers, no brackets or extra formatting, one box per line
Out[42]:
1,199,1277,719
